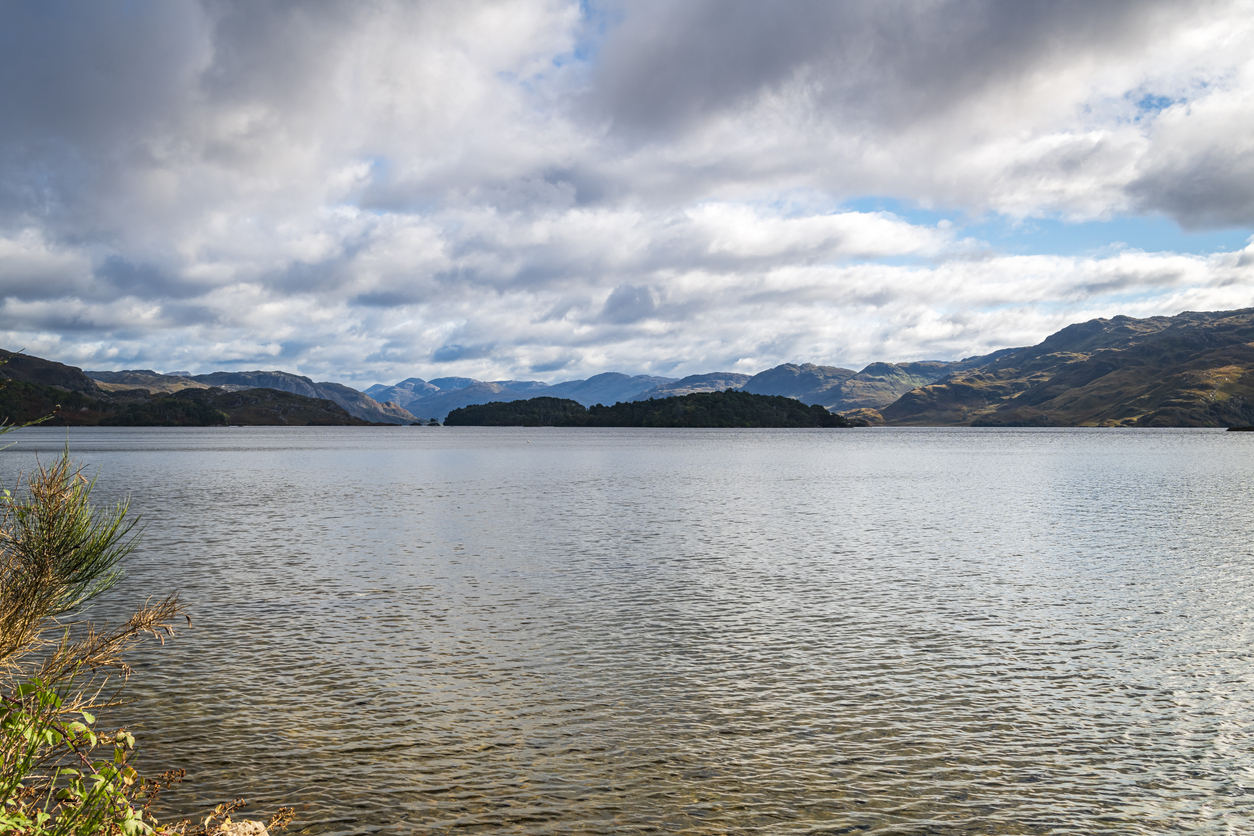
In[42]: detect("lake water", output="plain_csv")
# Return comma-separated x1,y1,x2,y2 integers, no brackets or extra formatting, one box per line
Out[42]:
4,426,1254,834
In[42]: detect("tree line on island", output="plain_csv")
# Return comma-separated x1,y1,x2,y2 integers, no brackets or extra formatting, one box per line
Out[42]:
444,391,862,428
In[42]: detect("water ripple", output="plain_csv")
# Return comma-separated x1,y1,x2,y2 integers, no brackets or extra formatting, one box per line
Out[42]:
3,427,1253,834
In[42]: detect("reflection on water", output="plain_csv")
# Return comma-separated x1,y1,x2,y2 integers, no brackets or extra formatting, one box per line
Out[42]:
4,426,1254,834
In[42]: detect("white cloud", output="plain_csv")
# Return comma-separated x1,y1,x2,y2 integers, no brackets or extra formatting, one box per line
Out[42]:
0,1,1253,383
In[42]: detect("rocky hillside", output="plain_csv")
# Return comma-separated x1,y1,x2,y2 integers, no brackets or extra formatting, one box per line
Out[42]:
84,369,212,394
399,381,530,422
83,368,413,423
0,349,106,395
0,351,379,427
740,363,856,402
880,309,1254,427
735,358,1016,412
188,372,414,424
181,387,373,426
819,361,960,411
365,377,440,407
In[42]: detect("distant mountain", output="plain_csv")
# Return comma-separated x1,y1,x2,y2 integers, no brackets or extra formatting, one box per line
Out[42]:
42,306,1254,429
366,377,440,407
879,309,1254,427
188,371,413,424
738,358,1013,412
818,361,958,411
632,372,752,400
428,376,479,390
312,381,415,424
544,372,676,406
84,367,414,424
0,363,372,426
401,381,531,422
740,363,857,404
364,373,675,420
492,380,552,394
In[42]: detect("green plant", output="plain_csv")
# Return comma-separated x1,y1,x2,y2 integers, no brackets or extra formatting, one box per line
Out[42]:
1,678,157,835
0,451,187,835
0,411,291,835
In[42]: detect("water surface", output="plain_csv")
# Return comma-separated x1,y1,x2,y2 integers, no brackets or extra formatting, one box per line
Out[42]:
3,427,1253,834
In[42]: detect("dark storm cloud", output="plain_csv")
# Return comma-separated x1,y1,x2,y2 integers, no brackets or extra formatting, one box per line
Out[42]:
0,1,205,228
0,2,201,147
1130,152,1254,229
431,342,496,363
96,257,201,300
193,0,364,154
582,0,1254,230
600,284,658,323
587,0,1184,134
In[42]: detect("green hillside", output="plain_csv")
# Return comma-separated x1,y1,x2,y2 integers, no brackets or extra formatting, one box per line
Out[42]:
881,309,1254,427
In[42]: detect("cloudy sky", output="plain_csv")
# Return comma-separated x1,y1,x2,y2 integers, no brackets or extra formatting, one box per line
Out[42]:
2,0,1254,386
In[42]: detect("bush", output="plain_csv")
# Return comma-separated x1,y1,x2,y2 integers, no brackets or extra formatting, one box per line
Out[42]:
0,452,186,835
0,450,294,834
0,373,291,834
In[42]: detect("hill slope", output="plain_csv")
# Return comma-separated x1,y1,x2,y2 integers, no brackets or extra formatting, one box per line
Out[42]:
0,349,105,395
189,371,414,424
880,309,1254,427
0,351,378,427
819,361,960,411
85,368,412,423
740,363,856,403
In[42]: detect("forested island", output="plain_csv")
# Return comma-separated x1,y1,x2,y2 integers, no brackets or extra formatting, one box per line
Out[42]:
444,390,864,427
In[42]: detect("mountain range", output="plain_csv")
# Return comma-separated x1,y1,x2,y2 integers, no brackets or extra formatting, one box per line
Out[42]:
5,306,1254,427
363,360,988,421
